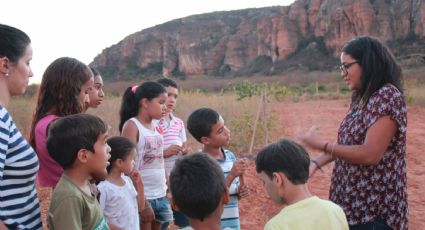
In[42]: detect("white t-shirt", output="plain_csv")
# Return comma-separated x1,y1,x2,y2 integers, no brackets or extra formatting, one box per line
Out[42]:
130,118,167,199
97,175,139,230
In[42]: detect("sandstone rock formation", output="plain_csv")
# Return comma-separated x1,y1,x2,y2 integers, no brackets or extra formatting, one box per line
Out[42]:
91,0,425,80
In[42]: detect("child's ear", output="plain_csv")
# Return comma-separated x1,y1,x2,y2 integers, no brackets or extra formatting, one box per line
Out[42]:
170,198,179,212
116,158,123,167
0,56,10,74
222,188,230,205
200,136,210,145
272,172,285,187
77,149,90,163
141,98,149,109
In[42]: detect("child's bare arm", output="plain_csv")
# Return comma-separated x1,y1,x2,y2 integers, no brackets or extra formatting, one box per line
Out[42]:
108,223,124,230
130,171,145,211
226,159,247,189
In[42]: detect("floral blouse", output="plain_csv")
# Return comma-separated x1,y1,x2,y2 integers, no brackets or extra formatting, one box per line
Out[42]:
330,85,408,230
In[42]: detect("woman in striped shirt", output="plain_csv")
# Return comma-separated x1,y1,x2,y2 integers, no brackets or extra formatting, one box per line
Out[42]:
0,24,42,230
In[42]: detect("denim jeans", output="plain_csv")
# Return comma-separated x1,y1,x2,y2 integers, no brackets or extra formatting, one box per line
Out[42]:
349,217,392,230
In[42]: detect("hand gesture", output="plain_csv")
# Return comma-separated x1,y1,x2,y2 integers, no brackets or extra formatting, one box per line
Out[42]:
309,161,319,177
140,203,155,223
164,145,183,158
237,184,249,200
181,144,192,156
301,126,325,151
129,171,144,191
230,158,248,178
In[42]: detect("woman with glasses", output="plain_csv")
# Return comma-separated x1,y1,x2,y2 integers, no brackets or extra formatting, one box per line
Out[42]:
302,36,407,230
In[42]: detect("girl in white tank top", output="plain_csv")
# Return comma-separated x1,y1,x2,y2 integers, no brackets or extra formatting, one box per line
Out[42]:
119,81,173,230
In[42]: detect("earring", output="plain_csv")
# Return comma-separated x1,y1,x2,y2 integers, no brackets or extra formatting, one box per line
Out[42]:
5,73,8,77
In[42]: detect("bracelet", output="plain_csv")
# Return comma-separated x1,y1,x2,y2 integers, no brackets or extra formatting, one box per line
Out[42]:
330,142,336,158
323,142,329,153
310,159,323,172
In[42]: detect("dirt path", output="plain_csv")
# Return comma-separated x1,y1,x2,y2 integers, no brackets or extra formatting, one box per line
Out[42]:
239,99,424,230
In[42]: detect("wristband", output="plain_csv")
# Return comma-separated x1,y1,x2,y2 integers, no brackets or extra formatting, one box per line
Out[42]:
310,159,324,172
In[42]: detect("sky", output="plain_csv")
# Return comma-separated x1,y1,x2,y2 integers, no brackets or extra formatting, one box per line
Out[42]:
2,0,295,84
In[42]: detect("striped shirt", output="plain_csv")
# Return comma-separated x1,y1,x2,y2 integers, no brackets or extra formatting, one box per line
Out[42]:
216,149,240,230
0,106,42,229
155,114,187,175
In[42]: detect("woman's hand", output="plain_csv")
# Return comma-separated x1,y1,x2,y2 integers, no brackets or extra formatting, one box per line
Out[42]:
309,161,319,177
301,126,326,151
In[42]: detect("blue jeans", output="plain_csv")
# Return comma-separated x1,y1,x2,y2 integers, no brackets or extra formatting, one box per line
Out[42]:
349,217,392,230
147,196,173,230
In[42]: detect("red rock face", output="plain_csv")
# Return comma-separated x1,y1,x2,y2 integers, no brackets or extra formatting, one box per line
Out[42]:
92,0,425,79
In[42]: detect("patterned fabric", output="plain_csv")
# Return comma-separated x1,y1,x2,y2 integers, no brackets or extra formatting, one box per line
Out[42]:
0,106,42,229
155,114,187,175
98,175,139,230
215,149,240,230
330,85,408,230
129,118,167,199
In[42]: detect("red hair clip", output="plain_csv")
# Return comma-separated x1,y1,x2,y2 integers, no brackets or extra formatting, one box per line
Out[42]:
131,85,138,94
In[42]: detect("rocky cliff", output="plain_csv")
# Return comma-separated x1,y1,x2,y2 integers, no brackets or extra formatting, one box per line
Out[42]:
91,0,425,81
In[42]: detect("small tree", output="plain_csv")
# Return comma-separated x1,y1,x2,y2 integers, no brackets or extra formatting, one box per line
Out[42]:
227,81,290,154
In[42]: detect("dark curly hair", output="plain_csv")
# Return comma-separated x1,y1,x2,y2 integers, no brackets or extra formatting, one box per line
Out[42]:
30,57,93,147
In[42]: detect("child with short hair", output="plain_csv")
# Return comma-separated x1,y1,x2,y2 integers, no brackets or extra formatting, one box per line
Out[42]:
187,108,248,230
97,136,145,230
46,113,111,230
255,139,349,230
156,77,190,228
119,81,172,230
170,153,230,230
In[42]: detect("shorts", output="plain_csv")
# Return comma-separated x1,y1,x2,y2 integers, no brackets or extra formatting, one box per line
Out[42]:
148,196,173,229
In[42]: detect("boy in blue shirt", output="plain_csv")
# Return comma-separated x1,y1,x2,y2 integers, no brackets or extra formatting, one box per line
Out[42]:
187,108,248,230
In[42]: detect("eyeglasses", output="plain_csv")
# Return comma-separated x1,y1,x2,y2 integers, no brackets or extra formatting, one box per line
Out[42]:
339,61,358,75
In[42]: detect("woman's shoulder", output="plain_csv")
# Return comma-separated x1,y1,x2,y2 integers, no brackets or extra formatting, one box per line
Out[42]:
375,84,403,98
0,106,10,122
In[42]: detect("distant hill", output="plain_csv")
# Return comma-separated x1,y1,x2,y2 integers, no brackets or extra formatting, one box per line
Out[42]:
91,0,425,81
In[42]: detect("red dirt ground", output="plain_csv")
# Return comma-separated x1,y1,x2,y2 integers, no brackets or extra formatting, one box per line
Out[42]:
239,99,424,230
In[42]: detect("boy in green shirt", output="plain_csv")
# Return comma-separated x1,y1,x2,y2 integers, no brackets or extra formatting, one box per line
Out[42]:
46,114,111,230
256,139,349,230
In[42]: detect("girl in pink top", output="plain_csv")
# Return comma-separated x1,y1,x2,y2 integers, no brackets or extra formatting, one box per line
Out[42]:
29,57,94,227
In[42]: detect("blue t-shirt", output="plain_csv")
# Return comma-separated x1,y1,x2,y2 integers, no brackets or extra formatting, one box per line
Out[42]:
215,149,241,230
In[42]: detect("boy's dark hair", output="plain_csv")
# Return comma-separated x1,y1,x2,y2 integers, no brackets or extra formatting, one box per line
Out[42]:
106,136,136,173
0,24,31,63
256,139,310,184
342,36,403,107
170,153,226,221
47,113,108,169
157,78,177,88
187,108,220,143
119,81,166,132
